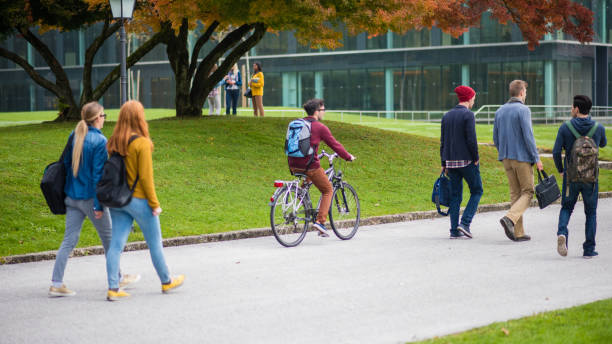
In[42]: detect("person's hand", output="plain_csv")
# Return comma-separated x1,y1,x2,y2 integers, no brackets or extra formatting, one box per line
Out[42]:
349,154,356,161
475,160,479,166
560,172,564,178
536,160,544,171
441,167,447,175
152,207,162,216
94,210,103,219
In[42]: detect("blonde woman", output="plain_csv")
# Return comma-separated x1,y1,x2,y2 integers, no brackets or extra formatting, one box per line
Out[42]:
105,100,184,301
250,62,264,117
49,102,139,297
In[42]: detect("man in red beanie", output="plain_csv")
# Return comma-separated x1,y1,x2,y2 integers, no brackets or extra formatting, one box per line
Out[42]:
440,85,483,239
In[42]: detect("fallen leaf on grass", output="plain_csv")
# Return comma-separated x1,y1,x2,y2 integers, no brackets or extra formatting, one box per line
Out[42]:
501,327,510,336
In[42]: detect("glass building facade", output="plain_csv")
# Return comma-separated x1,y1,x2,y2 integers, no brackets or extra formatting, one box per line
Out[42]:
1,0,611,112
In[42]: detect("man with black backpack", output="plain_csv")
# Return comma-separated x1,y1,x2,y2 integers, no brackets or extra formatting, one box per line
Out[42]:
553,95,607,258
286,99,355,237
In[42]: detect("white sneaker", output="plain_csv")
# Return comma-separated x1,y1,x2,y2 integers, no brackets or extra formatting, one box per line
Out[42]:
557,235,568,257
119,274,141,289
48,284,76,297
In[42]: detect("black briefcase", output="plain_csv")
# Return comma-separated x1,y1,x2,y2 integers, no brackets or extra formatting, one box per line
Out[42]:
535,169,561,209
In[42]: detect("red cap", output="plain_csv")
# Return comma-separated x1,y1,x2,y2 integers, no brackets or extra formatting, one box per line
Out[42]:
454,86,475,102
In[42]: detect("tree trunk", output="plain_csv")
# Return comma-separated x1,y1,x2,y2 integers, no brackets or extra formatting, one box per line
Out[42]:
55,103,81,122
165,19,201,117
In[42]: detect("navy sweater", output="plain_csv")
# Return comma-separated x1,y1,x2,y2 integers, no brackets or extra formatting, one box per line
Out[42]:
552,116,607,173
440,105,479,167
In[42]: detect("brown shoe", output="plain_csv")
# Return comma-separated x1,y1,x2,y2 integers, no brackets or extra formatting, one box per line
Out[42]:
515,235,531,242
499,216,515,241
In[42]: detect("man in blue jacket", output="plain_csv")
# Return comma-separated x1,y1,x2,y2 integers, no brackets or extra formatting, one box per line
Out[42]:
440,86,483,239
493,80,543,242
553,95,607,258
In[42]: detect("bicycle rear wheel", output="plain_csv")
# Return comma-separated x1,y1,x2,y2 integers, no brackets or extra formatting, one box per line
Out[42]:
270,186,309,247
329,182,360,240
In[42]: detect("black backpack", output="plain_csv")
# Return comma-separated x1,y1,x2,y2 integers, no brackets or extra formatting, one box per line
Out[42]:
40,134,73,215
96,135,139,208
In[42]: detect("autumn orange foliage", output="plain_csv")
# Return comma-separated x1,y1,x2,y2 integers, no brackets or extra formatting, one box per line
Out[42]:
83,0,593,50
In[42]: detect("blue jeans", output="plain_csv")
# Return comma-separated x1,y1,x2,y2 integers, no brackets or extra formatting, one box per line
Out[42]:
225,89,239,115
106,197,170,289
52,197,112,283
448,163,483,235
557,174,598,254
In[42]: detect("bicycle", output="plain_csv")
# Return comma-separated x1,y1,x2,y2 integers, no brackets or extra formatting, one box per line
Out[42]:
269,150,360,247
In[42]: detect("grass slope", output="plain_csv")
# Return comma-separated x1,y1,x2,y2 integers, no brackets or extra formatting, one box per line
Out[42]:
1,117,612,256
409,298,612,343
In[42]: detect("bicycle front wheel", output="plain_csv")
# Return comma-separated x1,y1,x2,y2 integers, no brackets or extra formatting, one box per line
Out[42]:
270,186,309,247
329,182,360,240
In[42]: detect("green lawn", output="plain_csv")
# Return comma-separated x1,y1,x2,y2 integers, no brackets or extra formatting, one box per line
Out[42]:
329,114,612,161
409,298,612,343
0,108,176,126
5,116,611,256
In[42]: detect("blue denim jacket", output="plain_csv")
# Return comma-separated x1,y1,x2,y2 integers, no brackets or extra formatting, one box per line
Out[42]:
63,127,108,210
493,100,539,164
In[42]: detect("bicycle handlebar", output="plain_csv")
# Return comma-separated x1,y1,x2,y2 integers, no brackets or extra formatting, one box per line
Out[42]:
318,150,338,163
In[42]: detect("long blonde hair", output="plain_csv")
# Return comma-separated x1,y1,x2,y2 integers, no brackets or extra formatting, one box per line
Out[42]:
107,100,152,156
72,102,103,177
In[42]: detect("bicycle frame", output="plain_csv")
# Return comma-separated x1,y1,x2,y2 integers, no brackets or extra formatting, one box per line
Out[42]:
270,150,345,224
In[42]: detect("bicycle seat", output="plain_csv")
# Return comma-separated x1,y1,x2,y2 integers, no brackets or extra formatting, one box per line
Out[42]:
292,172,307,178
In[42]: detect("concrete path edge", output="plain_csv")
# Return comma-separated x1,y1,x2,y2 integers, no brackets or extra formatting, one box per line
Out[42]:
3,191,611,265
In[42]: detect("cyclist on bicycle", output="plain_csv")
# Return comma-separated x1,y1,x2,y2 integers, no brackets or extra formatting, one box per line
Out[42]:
288,98,356,237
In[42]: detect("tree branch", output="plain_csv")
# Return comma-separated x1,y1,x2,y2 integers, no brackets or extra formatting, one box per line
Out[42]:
91,27,169,101
80,17,120,105
191,23,266,105
0,45,63,98
187,21,219,81
19,28,74,104
190,24,254,101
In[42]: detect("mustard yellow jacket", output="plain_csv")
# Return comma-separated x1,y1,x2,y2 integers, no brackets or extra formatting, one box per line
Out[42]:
249,72,264,96
125,136,160,209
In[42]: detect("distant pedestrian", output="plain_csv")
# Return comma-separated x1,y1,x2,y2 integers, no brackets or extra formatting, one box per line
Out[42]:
440,86,483,239
105,100,184,301
207,65,223,115
250,62,265,117
49,102,139,297
493,80,543,242
553,95,607,258
224,64,242,115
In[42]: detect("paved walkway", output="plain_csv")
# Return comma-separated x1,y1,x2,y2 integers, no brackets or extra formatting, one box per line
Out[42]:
1,199,612,344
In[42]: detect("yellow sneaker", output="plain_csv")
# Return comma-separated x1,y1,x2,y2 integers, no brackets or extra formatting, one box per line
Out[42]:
161,275,185,293
48,284,76,297
119,274,141,289
107,289,130,301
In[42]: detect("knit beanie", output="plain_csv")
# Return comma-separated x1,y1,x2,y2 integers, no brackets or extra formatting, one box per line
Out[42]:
455,86,475,102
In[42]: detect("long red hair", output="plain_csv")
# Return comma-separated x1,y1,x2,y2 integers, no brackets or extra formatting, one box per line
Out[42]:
107,100,153,156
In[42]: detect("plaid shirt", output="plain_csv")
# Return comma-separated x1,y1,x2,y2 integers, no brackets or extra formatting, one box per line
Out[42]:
445,160,471,169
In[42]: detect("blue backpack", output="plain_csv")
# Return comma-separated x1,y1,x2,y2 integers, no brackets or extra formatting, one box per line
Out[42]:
285,118,315,157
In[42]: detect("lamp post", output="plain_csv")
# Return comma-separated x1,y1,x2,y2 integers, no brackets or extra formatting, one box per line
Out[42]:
109,0,136,106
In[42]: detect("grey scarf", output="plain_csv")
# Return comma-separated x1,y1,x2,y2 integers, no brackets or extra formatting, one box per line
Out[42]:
508,97,524,104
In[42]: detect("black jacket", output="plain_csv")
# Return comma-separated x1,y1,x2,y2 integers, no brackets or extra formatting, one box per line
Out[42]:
440,105,479,167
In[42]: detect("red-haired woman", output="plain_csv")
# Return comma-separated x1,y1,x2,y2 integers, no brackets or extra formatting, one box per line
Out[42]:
105,100,184,301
